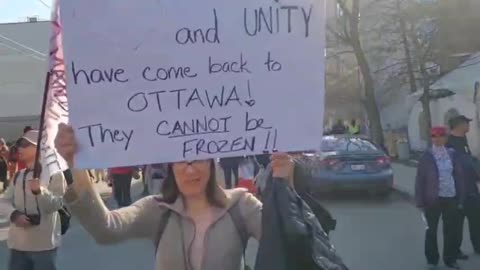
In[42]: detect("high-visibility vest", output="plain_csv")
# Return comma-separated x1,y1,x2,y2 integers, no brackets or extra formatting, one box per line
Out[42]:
348,125,360,135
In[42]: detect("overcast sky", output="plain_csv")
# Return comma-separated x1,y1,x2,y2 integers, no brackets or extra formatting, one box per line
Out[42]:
0,0,52,23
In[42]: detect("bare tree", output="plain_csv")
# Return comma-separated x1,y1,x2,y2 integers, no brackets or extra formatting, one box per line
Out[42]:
329,0,385,146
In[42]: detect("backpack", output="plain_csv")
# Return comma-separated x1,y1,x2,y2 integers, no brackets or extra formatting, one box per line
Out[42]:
154,202,251,270
13,171,71,235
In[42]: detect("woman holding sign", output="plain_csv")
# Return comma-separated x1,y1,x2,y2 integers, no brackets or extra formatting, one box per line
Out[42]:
55,124,346,270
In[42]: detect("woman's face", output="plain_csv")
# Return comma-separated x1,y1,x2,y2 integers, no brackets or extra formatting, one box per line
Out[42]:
172,160,211,198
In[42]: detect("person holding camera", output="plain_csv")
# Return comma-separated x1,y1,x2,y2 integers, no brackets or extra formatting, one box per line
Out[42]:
1,130,66,270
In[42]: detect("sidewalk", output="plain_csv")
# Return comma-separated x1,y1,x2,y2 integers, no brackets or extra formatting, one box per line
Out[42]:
391,162,417,201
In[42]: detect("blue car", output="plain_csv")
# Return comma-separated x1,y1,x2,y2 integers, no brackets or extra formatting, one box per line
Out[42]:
303,135,394,197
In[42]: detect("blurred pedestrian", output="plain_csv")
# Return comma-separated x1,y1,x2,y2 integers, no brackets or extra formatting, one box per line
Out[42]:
1,130,66,270
415,126,465,269
144,164,168,195
348,120,360,135
447,115,480,258
108,167,138,207
330,119,347,135
219,157,242,189
0,138,9,192
95,169,105,183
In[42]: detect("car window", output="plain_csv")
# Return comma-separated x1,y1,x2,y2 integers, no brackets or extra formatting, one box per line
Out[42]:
321,137,379,152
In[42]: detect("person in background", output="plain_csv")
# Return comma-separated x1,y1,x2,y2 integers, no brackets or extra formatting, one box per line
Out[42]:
385,124,398,158
330,119,347,135
0,138,9,192
108,167,139,207
94,169,105,183
348,119,361,135
144,163,168,195
447,115,480,258
415,126,465,269
14,127,34,174
0,130,66,270
219,156,243,189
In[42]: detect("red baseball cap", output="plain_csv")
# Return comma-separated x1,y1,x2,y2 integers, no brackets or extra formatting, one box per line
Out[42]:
431,126,447,136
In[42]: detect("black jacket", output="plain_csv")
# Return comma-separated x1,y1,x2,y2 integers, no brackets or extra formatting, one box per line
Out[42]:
254,168,348,270
256,161,337,234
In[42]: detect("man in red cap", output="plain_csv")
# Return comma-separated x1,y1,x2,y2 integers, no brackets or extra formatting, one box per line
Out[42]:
416,126,465,269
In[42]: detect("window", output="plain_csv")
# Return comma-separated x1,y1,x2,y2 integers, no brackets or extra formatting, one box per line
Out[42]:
321,137,379,152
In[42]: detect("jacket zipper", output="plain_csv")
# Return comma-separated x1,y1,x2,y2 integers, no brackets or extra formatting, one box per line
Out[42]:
199,224,213,270
183,216,196,270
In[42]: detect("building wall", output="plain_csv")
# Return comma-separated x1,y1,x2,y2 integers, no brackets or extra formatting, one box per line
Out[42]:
0,115,39,142
408,95,480,156
0,21,49,121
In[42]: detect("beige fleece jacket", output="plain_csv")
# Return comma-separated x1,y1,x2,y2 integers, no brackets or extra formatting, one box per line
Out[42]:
65,185,262,270
2,169,66,251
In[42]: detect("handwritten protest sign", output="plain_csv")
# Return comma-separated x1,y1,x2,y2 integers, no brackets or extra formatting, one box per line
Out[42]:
59,0,326,168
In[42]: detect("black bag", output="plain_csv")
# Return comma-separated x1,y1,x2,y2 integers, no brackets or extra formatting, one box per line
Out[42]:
58,206,71,235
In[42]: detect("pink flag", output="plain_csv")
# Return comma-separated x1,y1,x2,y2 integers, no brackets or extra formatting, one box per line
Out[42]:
40,0,69,175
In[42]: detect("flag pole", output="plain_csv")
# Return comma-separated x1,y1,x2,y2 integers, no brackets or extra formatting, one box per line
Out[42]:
33,72,51,178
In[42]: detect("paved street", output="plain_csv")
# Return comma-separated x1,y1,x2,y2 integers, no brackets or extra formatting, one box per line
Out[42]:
0,166,479,270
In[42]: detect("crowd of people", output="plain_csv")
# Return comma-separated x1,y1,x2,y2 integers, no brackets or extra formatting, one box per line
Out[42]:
415,115,480,269
0,124,345,270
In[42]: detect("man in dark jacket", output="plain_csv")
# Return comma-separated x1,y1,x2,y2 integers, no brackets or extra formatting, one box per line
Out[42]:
416,126,465,269
447,115,480,257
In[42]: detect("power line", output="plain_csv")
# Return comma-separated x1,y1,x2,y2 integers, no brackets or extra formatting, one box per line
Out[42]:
0,33,46,57
36,0,51,9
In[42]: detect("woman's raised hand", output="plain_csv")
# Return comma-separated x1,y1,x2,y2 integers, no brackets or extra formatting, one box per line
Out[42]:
271,152,295,185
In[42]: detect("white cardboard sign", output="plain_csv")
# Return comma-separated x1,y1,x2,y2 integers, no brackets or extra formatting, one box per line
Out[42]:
60,0,326,168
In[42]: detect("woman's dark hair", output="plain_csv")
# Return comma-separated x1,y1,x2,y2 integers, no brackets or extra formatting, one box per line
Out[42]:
159,160,225,208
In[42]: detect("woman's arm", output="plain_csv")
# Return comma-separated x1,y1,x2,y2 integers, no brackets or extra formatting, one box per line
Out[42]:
65,169,161,244
239,192,262,240
36,172,66,215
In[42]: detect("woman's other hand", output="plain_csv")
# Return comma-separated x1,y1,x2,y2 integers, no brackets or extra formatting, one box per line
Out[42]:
271,152,295,186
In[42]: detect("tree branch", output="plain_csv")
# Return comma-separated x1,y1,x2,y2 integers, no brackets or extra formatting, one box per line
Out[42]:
327,24,351,44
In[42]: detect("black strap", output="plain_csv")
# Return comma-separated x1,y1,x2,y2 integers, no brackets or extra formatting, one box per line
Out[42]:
63,169,74,186
154,209,171,253
12,171,20,186
20,169,41,217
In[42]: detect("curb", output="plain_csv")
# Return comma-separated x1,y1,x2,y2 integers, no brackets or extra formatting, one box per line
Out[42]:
393,185,415,203
393,159,418,168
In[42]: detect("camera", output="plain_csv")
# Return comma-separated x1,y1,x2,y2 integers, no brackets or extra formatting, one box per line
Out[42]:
26,214,41,226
